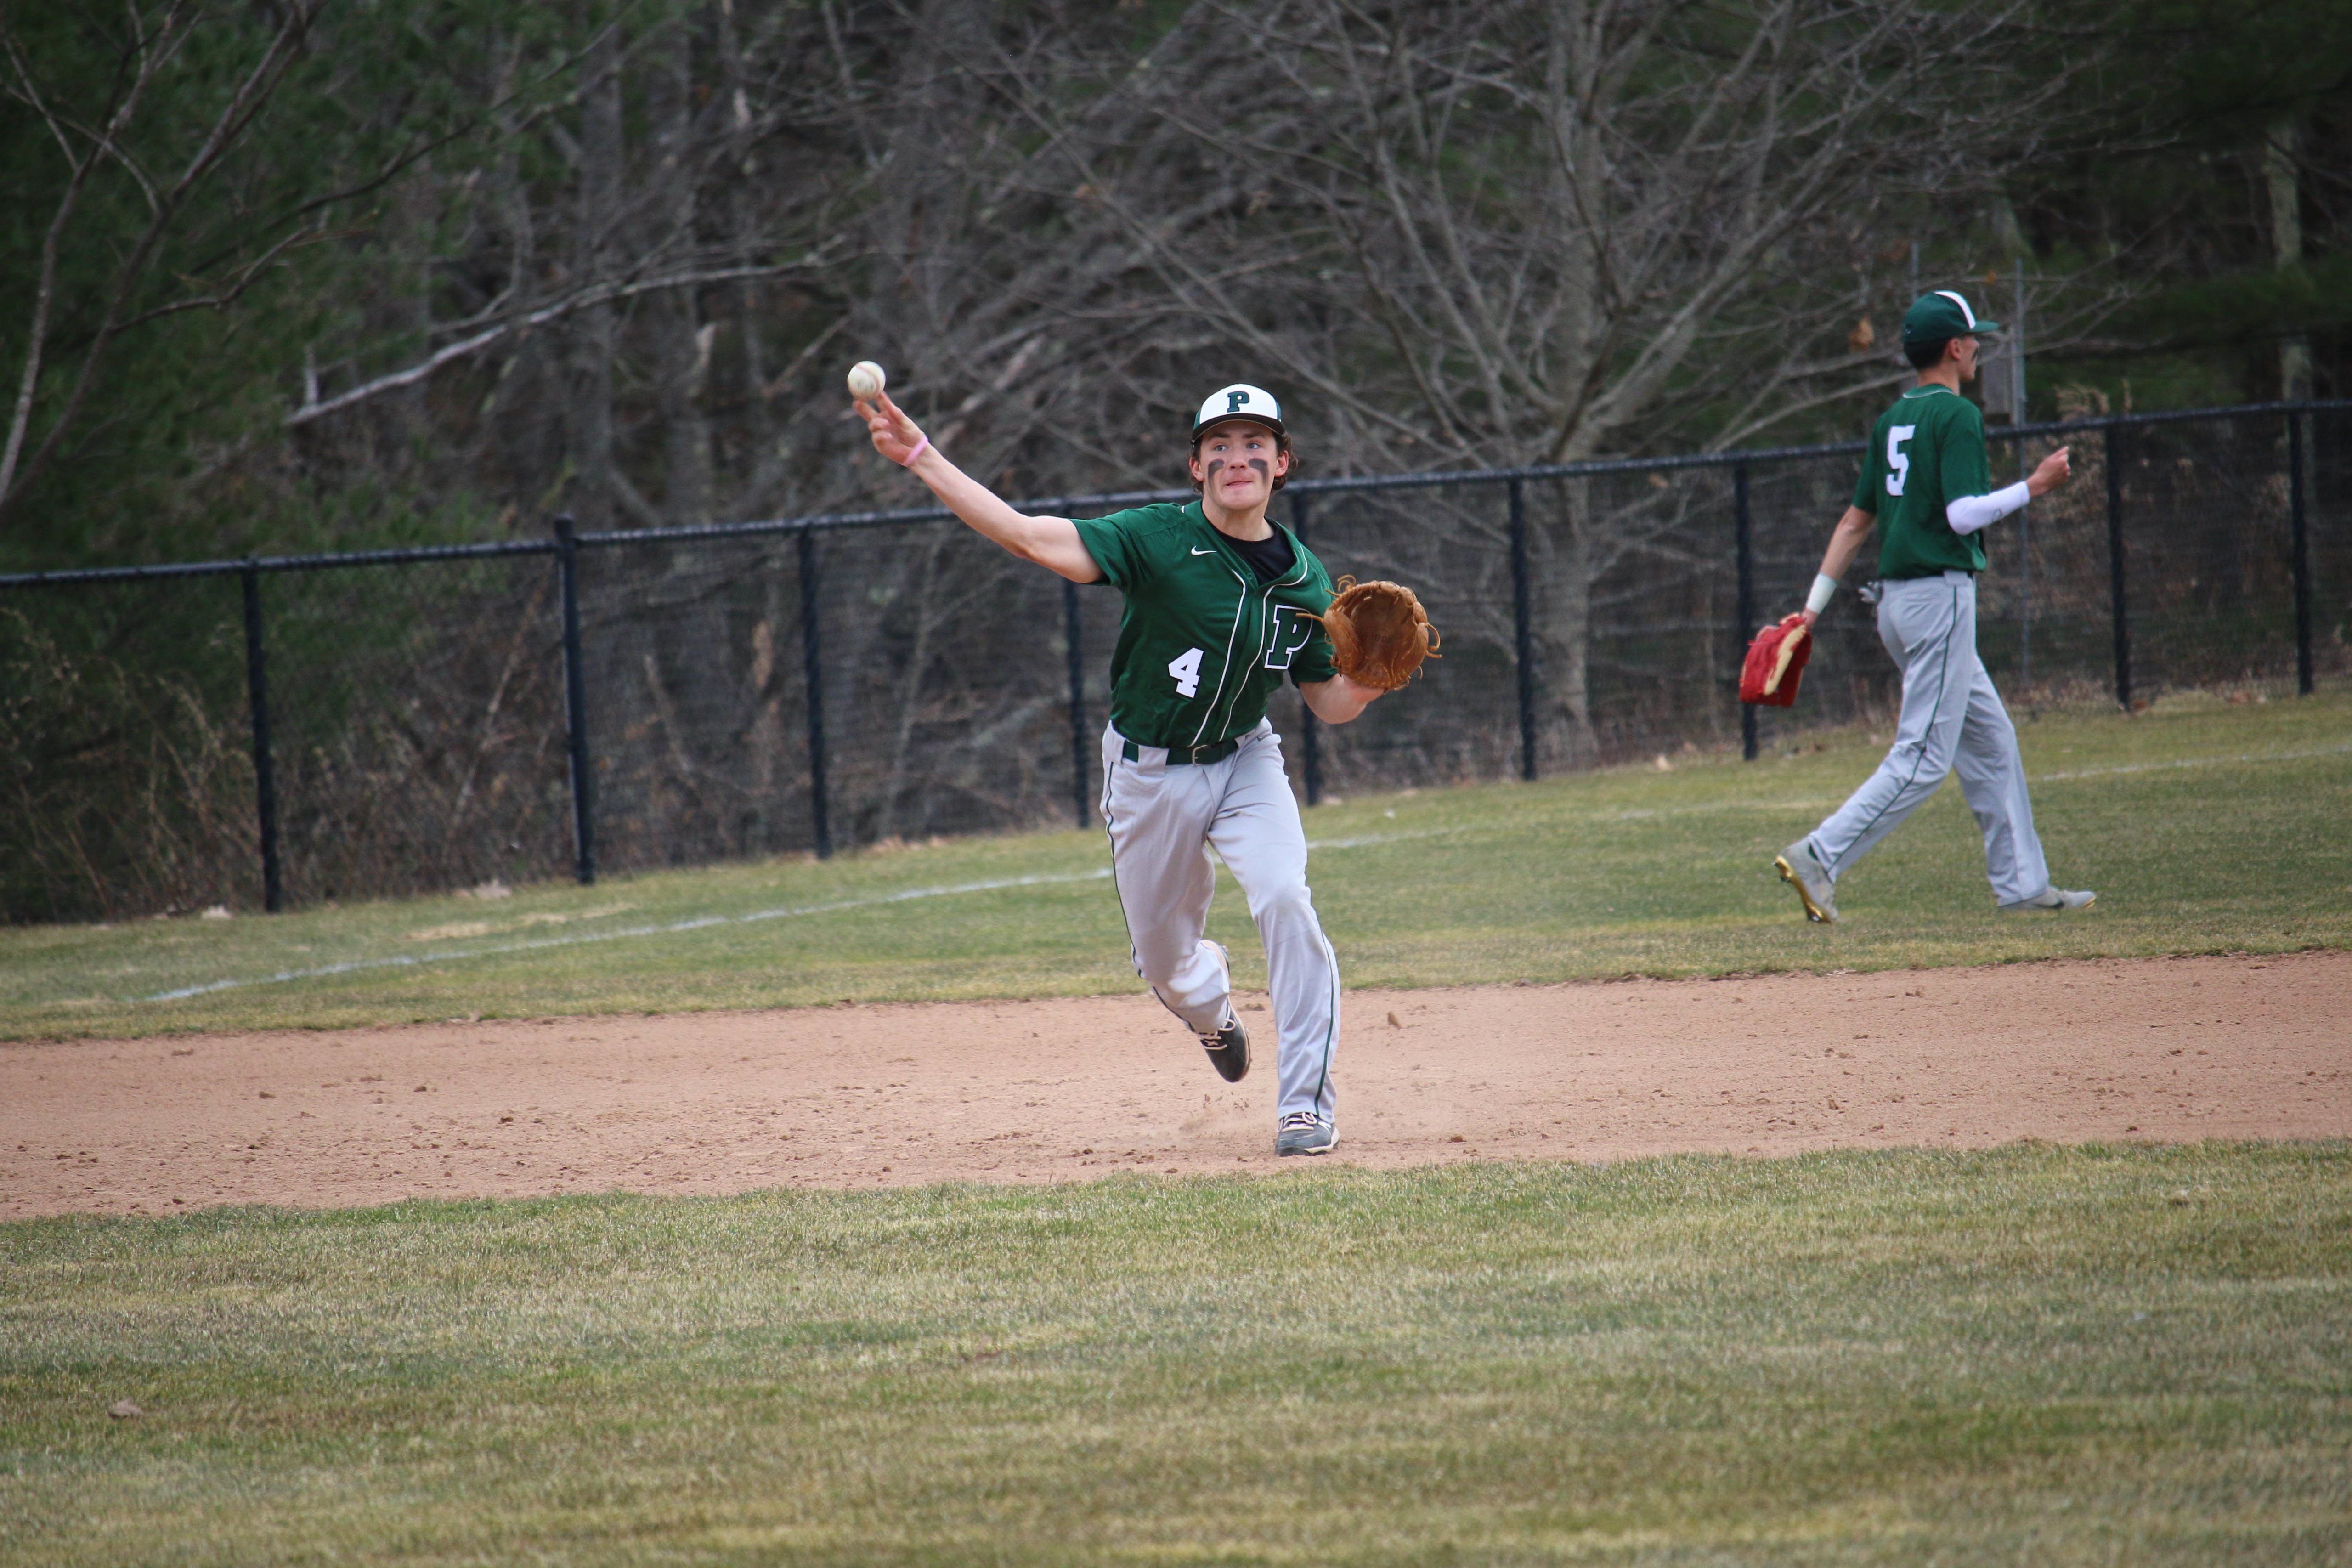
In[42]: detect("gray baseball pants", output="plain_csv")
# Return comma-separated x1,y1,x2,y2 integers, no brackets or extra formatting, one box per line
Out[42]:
1099,719,1340,1125
1804,570,2051,903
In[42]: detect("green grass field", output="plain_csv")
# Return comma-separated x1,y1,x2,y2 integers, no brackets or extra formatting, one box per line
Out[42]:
3,1145,2346,1565
4,687,2348,1039
7,693,2348,1563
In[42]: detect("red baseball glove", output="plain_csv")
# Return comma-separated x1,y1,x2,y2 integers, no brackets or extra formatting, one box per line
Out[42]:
1740,614,1812,707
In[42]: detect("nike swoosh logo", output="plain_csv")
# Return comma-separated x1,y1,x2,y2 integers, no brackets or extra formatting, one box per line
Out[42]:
1190,547,1216,555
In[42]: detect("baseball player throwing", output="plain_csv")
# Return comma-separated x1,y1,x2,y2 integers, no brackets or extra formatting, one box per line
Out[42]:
1776,290,2096,922
854,379,1386,1156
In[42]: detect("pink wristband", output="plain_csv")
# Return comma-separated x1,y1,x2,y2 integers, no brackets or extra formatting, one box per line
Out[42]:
899,434,930,469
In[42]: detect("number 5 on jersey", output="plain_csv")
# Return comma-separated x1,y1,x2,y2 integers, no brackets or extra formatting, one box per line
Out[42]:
1167,646,1204,698
1886,424,1916,497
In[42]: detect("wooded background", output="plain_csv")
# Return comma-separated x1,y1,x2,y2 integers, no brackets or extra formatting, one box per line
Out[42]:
4,0,2346,566
3,0,2348,919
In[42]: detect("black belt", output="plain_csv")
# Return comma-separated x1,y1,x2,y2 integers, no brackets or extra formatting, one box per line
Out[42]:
1121,735,1242,765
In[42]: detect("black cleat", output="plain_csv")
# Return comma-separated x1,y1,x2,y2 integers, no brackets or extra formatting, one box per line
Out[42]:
1199,1013,1250,1082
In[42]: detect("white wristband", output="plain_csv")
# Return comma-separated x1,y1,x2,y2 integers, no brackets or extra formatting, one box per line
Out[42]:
1805,573,1838,615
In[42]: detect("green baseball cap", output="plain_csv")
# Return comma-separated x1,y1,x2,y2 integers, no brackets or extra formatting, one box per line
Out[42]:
1901,290,2001,345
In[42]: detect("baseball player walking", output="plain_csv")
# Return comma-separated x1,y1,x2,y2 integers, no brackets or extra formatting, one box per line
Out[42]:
854,381,1385,1156
1776,290,2096,922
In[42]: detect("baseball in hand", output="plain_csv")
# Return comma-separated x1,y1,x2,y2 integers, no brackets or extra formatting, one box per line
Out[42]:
846,360,887,401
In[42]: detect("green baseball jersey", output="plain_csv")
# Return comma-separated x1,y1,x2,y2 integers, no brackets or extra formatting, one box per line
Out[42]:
1073,500,1338,750
1853,384,1991,579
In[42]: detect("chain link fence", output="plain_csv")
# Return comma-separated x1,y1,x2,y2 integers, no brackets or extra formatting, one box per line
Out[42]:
6,401,2345,922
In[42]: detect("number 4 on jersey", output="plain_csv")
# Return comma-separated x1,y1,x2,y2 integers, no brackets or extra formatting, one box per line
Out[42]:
1167,646,1204,698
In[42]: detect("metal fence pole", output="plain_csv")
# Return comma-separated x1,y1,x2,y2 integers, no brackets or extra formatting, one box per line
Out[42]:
1290,492,1322,806
797,524,833,859
1508,477,1537,780
2018,432,2032,692
2290,408,2313,696
2016,266,2032,693
554,515,597,884
1063,576,1090,826
1733,462,1758,762
2104,429,2132,711
239,564,284,912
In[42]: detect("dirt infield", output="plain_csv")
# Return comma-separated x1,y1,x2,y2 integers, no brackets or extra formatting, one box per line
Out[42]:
5,950,2345,1218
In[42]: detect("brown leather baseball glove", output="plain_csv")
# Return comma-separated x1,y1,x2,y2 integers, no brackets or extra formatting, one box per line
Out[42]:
1314,576,1440,691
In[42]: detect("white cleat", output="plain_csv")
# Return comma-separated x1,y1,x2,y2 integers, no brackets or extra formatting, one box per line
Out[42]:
1999,887,2097,912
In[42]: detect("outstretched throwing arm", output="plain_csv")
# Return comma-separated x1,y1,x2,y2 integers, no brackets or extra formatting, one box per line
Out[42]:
856,390,1102,584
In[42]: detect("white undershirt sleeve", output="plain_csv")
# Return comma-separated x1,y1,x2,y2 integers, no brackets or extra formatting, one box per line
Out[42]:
1945,480,2031,536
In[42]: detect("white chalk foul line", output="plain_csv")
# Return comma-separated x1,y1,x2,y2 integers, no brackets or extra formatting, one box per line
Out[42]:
1589,745,2352,821
136,826,1453,1004
1301,825,1468,850
141,868,1116,1002
2030,742,2352,784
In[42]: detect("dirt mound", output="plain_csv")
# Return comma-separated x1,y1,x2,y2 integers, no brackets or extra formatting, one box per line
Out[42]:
4,951,2344,1218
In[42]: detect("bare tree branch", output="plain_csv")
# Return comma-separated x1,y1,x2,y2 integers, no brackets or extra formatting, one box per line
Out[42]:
0,1,193,504
0,0,323,520
284,260,837,428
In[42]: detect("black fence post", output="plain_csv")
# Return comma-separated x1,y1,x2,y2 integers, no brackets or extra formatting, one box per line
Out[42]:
1509,477,1537,781
554,515,597,884
2013,428,2033,693
1063,576,1090,827
240,564,284,912
2105,428,2131,711
1290,492,1322,806
1733,462,1758,762
2289,408,2313,696
797,524,833,859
